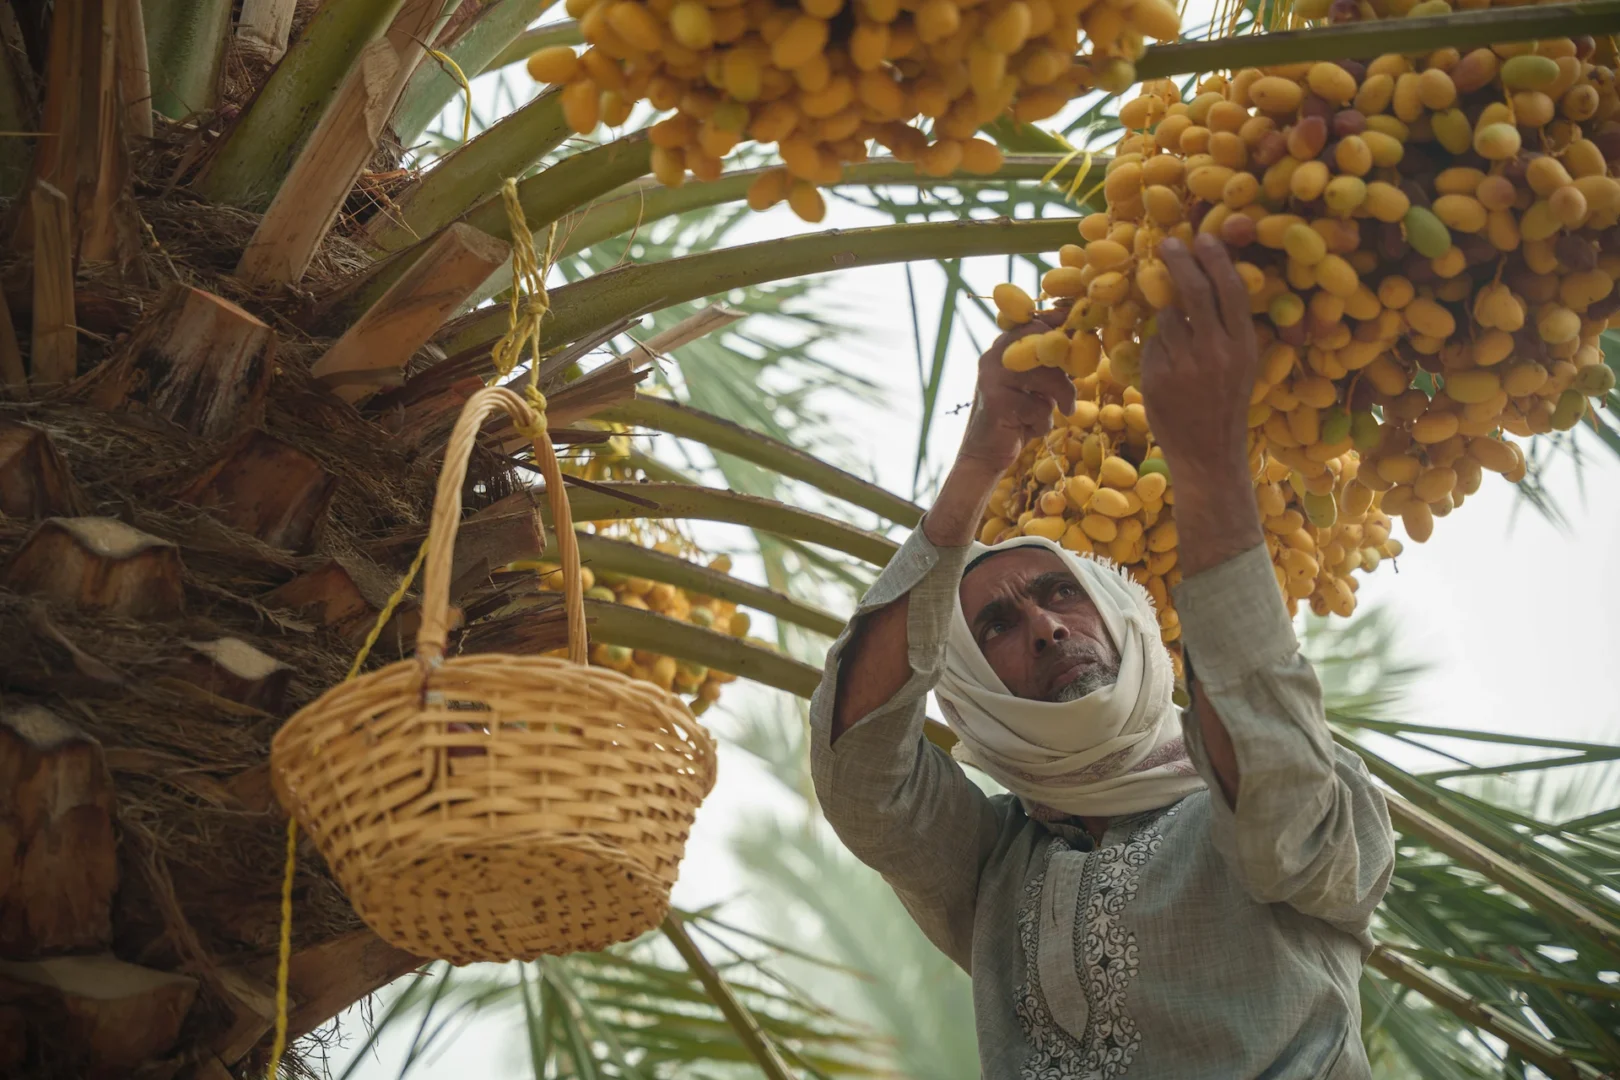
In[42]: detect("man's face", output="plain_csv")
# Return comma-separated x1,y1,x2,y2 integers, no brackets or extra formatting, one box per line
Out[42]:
960,548,1121,702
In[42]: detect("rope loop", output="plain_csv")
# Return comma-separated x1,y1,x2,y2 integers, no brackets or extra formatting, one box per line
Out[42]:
489,179,558,395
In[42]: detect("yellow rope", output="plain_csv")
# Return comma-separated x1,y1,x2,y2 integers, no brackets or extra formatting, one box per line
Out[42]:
1040,146,1083,189
265,538,431,1078
488,178,559,439
1023,134,1101,209
266,817,298,1074
427,48,474,144
1066,150,1096,203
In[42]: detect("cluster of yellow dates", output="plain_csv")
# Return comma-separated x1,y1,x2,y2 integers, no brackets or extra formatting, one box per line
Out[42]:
990,31,1620,622
526,0,1181,221
531,552,746,715
529,437,746,714
978,356,1405,633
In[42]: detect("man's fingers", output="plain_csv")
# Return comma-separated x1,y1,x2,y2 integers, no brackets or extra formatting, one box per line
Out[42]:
1016,397,1067,434
1002,386,1069,437
1192,233,1253,345
1156,304,1194,358
1024,365,1077,416
988,319,1041,351
1035,305,1070,329
1158,238,1219,336
1140,334,1172,406
1142,307,1191,407
980,320,1040,370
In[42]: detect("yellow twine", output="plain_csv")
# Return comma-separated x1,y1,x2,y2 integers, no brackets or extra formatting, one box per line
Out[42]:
266,818,297,1075
1040,146,1082,189
1076,175,1108,209
488,178,559,439
1066,150,1095,203
1258,0,1286,33
1032,136,1097,208
427,48,474,144
1225,0,1246,38
265,538,431,1079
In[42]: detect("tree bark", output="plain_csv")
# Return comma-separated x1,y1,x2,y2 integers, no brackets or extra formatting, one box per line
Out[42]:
28,0,131,264
224,764,278,817
0,422,84,518
366,488,546,600
387,373,484,449
235,0,450,287
266,929,423,1044
0,997,22,1073
28,181,75,386
179,430,338,553
261,555,409,645
141,0,232,120
453,492,546,589
89,284,276,439
0,953,197,1078
213,929,421,1065
209,965,277,1065
0,707,118,958
0,5,36,199
189,1053,236,1080
540,355,652,429
311,223,509,404
234,37,398,287
113,0,151,140
0,288,25,395
461,602,570,655
2,517,185,618
168,637,292,714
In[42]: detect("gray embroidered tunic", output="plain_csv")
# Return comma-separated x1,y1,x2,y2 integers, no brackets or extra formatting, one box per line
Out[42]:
809,529,1396,1080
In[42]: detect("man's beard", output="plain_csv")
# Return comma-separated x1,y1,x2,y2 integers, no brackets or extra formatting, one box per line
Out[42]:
1047,643,1121,702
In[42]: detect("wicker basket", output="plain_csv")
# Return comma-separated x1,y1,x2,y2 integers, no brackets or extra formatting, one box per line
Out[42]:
270,387,717,963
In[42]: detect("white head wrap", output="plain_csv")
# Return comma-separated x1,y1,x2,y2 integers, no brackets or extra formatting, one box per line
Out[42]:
938,535,1204,819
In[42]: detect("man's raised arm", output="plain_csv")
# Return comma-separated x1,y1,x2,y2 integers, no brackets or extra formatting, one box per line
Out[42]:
832,316,1076,737
809,316,1074,969
1143,235,1394,939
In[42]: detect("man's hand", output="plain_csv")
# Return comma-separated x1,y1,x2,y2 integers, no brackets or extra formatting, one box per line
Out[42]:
1139,233,1266,809
924,312,1077,548
1140,234,1264,579
958,311,1079,474
1141,234,1259,489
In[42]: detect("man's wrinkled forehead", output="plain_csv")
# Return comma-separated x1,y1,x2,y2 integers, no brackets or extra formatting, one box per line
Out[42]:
959,546,1073,611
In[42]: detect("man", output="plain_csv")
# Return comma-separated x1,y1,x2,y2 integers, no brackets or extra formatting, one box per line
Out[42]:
810,235,1396,1079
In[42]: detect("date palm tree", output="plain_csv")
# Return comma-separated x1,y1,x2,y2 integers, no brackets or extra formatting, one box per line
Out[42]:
0,1,1616,1078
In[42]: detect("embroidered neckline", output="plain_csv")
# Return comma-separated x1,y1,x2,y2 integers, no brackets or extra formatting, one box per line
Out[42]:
1013,807,1179,1079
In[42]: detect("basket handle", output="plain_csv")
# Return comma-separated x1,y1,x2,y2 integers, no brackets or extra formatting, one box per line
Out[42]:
416,386,587,668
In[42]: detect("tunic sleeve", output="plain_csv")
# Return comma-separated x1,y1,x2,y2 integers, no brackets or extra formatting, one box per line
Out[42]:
1171,543,1396,942
808,524,1006,970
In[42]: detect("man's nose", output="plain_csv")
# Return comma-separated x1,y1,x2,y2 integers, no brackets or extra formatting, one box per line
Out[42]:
1031,608,1068,652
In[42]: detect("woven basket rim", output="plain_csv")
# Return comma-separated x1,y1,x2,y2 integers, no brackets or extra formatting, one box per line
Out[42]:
270,651,720,809
272,651,718,744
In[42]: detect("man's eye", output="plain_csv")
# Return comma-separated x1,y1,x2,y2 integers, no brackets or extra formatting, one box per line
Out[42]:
1055,583,1080,599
